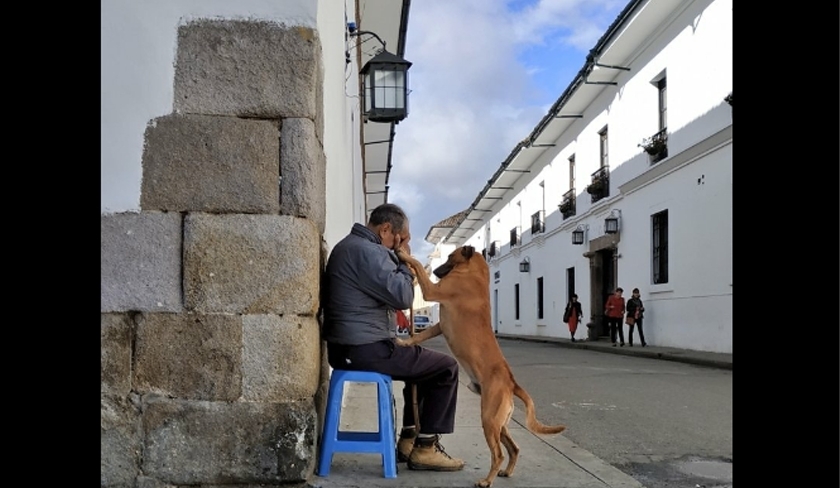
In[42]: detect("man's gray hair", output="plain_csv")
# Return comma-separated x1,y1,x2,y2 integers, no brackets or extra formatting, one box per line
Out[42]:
369,203,408,233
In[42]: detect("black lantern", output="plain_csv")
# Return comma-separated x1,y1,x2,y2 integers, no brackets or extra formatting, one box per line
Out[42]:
572,225,588,245
604,209,621,234
361,49,412,123
519,257,530,273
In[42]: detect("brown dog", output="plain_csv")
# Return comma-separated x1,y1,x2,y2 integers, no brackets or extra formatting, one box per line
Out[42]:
395,245,566,488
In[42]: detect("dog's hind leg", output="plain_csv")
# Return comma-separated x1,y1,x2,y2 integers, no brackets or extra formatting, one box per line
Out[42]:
477,421,504,488
477,387,514,487
498,424,520,478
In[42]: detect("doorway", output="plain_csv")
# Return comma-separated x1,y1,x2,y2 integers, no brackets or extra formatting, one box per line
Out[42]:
597,248,616,337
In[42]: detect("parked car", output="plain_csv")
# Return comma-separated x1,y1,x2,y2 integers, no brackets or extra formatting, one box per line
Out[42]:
413,315,431,331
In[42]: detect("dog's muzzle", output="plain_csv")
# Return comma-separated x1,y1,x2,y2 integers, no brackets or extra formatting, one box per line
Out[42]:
433,263,453,279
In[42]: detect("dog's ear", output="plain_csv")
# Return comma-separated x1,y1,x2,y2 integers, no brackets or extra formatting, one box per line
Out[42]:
462,246,475,259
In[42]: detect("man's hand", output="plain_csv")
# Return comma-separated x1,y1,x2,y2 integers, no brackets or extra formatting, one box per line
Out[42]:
394,234,411,256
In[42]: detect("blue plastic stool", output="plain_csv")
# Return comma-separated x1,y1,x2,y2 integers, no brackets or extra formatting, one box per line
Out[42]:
317,369,397,478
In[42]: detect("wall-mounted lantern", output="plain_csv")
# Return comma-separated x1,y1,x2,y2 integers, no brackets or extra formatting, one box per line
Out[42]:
604,209,622,234
349,23,412,123
572,224,589,245
519,257,530,273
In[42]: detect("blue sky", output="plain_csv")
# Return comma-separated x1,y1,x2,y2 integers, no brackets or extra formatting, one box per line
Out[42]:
388,0,627,262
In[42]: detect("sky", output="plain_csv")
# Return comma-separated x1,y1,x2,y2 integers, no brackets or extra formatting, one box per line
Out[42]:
387,0,627,263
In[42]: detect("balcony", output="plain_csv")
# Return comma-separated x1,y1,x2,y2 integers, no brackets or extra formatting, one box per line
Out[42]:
531,211,545,234
559,189,576,219
510,227,521,247
586,166,610,204
487,240,500,259
639,128,668,164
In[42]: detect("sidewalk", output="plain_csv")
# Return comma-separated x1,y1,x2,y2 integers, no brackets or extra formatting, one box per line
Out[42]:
312,377,645,488
495,333,732,370
310,337,730,488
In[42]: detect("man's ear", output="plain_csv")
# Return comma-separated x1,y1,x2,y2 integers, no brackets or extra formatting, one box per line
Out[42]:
378,222,391,238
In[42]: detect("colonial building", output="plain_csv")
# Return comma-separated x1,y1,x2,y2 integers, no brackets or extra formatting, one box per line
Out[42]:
438,0,732,353
101,1,412,486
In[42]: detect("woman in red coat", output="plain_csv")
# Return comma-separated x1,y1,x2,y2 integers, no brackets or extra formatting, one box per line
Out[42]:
563,294,584,342
604,287,625,346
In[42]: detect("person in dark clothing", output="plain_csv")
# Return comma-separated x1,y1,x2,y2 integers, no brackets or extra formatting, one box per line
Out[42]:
322,203,465,472
625,288,647,347
563,294,584,342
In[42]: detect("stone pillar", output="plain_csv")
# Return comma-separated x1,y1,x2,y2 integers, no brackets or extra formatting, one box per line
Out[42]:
101,19,329,488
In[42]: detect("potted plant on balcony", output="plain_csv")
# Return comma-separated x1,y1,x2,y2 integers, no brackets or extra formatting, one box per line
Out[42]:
559,199,574,216
586,177,606,195
639,134,668,155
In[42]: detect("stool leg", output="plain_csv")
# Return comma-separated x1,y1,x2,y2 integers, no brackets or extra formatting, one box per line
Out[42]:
379,377,397,478
317,373,344,477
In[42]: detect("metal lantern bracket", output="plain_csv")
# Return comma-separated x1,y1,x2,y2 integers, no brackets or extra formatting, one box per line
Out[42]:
349,26,412,124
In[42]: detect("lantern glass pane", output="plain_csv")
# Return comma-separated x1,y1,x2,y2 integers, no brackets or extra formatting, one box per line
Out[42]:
373,70,405,109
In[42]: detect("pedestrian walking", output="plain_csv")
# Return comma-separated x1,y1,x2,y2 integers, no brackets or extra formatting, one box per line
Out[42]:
604,287,625,346
625,288,646,347
563,294,583,342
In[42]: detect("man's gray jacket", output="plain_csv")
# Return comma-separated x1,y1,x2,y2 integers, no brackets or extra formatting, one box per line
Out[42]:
322,223,416,345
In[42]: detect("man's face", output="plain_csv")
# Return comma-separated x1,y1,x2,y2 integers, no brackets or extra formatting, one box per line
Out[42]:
378,222,410,251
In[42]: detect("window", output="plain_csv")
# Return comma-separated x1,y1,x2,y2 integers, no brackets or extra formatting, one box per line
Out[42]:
566,267,575,301
514,284,520,320
531,211,544,234
510,227,520,247
488,241,499,257
537,277,544,319
658,77,667,131
599,126,609,168
652,210,669,283
569,154,576,191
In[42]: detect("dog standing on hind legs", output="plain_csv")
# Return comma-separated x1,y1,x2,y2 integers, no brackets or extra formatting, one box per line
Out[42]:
395,245,567,488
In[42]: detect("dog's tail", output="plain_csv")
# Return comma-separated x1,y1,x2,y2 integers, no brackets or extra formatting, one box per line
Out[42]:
513,383,566,435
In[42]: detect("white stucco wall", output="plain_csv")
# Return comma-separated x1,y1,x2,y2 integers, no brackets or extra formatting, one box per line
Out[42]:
461,0,732,353
101,0,363,250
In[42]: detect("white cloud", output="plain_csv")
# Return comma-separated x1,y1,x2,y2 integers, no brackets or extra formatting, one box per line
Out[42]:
390,0,626,262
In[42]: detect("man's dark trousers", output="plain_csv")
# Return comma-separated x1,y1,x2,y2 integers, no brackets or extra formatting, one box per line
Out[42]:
327,339,459,434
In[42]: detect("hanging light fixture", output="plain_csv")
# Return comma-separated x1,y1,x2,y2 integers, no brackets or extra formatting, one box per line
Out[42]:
604,209,622,234
519,257,531,273
349,24,412,123
572,224,588,245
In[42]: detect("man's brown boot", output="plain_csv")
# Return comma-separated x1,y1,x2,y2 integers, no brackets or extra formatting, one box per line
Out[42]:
407,434,465,471
397,427,416,463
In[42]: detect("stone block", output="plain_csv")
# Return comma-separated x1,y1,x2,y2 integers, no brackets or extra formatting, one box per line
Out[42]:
183,214,320,315
280,118,326,233
101,313,133,397
173,20,321,120
134,313,242,401
142,397,317,485
140,114,280,213
101,212,183,313
101,395,142,487
242,315,320,402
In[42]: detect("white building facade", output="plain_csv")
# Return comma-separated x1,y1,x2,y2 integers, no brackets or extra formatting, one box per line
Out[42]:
441,0,732,353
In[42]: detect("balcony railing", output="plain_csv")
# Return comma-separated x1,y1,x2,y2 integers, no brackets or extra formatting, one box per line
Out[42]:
586,166,610,204
510,227,521,247
640,127,668,163
559,188,576,219
488,240,499,258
